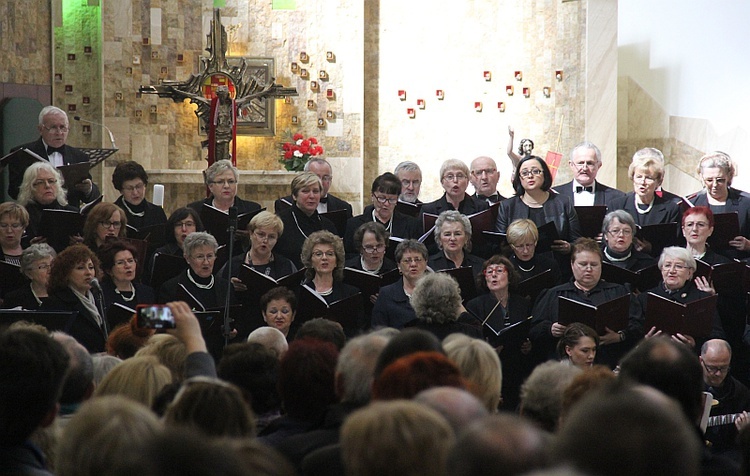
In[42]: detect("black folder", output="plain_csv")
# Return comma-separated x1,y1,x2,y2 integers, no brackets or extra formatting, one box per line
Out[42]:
513,268,556,302
0,261,28,294
0,309,79,333
149,252,188,288
706,212,741,250
437,267,478,302
535,221,562,254
320,209,349,237
644,292,718,339
237,265,306,297
386,227,433,262
575,205,608,238
343,267,401,298
106,302,136,330
38,209,86,253
558,294,631,335
126,223,167,249
199,204,266,246
635,222,679,257
395,200,422,218
296,284,363,334
600,262,661,292
466,302,532,349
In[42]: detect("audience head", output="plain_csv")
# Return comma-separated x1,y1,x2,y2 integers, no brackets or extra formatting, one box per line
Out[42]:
52,332,94,407
106,321,153,359
414,386,488,434
519,361,582,432
301,229,346,281
218,342,282,418
560,365,617,421
374,328,443,377
556,323,599,369
443,334,503,411
341,400,454,476
335,333,390,405
394,160,422,202
246,326,289,357
553,384,701,476
164,376,255,438
619,336,704,423
372,351,465,400
294,317,346,351
278,338,339,421
91,354,122,385
165,207,204,247
136,334,188,382
447,413,550,476
94,355,172,407
411,272,462,324
18,161,67,206
230,439,297,476
55,395,162,476
0,328,69,445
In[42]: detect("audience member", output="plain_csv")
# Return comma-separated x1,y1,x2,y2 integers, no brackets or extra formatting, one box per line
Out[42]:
91,354,122,385
372,351,465,400
294,317,347,351
519,361,582,432
93,355,172,407
51,332,94,420
246,326,289,357
443,334,503,412
136,334,188,382
106,320,153,359
373,328,443,377
409,272,482,340
559,365,616,422
414,387,489,435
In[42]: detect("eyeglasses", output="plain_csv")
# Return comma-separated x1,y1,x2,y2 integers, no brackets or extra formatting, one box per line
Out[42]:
319,175,333,183
511,242,536,250
253,231,278,242
191,254,216,262
571,161,598,169
607,228,633,236
633,174,657,184
443,173,467,182
401,179,421,187
99,221,122,229
312,250,336,258
703,177,727,186
174,221,196,229
484,266,507,276
683,221,709,229
32,178,58,188
41,124,69,133
0,223,23,230
400,257,424,264
210,179,237,186
471,168,497,176
662,262,687,272
363,244,386,254
373,195,398,205
114,258,136,267
122,183,145,192
519,169,543,179
702,360,730,374
32,263,51,271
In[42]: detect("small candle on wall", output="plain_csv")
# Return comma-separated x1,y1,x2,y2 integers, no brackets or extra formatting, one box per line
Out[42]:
152,184,165,207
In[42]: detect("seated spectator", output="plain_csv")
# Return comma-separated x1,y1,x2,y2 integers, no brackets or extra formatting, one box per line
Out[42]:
0,328,69,475
230,439,297,476
294,317,347,351
52,332,94,420
373,328,443,377
106,319,153,359
409,272,482,340
341,400,454,476
519,361,582,433
94,356,172,407
136,334,188,383
414,387,488,435
164,376,255,438
246,326,289,357
559,365,616,422
55,395,162,476
92,354,122,385
447,413,550,476
443,334,503,412
372,351,465,400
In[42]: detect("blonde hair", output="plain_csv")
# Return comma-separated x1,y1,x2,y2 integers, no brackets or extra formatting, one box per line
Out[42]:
94,356,172,407
135,334,188,383
443,334,503,412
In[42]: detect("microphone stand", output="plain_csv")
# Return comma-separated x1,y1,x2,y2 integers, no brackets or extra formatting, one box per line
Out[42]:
90,278,109,339
223,206,238,347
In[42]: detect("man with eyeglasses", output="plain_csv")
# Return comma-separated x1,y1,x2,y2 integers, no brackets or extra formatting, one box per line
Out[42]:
552,142,624,206
8,106,100,207
274,158,353,227
701,339,750,463
469,156,506,205
394,161,423,204
343,173,421,256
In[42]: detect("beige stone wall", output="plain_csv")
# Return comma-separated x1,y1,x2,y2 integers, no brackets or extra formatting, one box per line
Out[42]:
0,1,51,85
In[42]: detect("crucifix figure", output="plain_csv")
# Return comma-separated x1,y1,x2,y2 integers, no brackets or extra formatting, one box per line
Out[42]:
140,8,296,165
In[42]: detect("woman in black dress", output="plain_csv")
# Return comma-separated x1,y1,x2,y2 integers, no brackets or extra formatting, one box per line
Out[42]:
2,243,56,310
112,161,167,232
98,240,156,311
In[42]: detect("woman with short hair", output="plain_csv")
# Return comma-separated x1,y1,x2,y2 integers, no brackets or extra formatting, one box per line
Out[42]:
421,159,489,216
409,272,482,340
1,243,56,310
0,202,29,265
82,202,127,253
112,160,167,230
600,209,656,271
98,239,155,309
428,210,485,279
345,222,396,275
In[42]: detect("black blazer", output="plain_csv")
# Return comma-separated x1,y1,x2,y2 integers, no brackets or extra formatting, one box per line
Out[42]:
420,193,489,224
187,195,262,216
371,278,417,329
343,206,421,256
552,180,625,206
114,196,168,230
274,193,353,220
689,187,750,260
41,287,107,353
10,137,101,207
101,280,156,310
427,251,485,279
157,270,230,310
496,192,582,242
1,284,45,310
275,205,338,269
606,192,682,227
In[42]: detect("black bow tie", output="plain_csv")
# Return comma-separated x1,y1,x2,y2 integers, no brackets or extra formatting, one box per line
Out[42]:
319,196,328,204
46,145,65,156
575,186,593,193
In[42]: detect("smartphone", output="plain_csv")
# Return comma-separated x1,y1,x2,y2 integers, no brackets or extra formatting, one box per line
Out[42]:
136,304,176,329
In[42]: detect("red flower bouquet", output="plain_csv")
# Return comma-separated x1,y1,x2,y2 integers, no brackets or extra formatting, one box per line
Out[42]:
279,132,325,171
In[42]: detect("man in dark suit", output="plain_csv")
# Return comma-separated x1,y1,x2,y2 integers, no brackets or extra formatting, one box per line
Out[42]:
470,156,506,205
9,106,100,207
552,141,624,206
274,158,353,233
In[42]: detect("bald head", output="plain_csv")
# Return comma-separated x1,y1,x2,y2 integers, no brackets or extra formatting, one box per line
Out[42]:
246,327,288,358
415,386,488,434
470,156,500,197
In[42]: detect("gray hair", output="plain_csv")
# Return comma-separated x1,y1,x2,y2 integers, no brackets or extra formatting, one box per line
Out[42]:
394,239,429,263
336,333,390,405
17,162,68,206
697,151,735,185
394,161,422,176
633,147,664,163
440,159,470,180
601,210,636,235
520,361,582,432
20,243,56,278
434,210,472,252
204,159,238,185
247,327,289,358
38,106,67,126
658,246,696,271
304,157,332,173
182,232,218,258
570,142,602,164
411,273,462,324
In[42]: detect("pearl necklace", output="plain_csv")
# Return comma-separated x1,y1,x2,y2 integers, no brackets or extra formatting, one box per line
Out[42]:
187,269,214,289
603,248,631,262
516,261,535,272
634,195,654,215
361,256,382,274
372,210,393,233
121,200,145,218
115,282,136,302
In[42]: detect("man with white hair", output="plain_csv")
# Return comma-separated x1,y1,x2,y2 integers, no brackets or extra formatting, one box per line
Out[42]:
552,142,624,206
394,161,423,204
8,106,100,206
